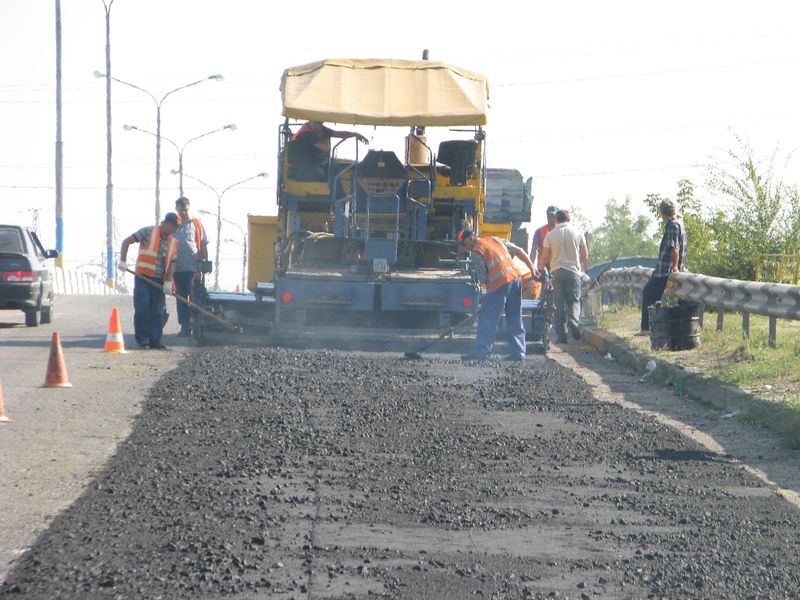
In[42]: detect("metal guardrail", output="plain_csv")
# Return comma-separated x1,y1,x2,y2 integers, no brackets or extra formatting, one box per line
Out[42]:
53,268,125,296
597,267,800,347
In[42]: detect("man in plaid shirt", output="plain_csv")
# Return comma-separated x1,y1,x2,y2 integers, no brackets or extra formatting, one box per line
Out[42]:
637,198,688,333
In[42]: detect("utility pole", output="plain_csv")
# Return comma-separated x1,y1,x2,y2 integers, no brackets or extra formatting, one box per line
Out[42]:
102,0,115,286
54,0,64,268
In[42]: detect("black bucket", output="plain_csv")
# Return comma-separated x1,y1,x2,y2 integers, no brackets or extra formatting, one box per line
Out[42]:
648,301,701,351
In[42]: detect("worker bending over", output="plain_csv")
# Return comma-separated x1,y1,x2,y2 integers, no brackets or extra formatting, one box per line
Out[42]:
118,213,179,349
459,229,537,362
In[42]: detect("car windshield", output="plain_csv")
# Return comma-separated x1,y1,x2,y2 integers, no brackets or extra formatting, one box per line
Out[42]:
0,227,23,253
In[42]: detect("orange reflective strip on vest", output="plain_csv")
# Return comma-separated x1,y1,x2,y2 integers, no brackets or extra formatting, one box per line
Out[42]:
135,226,177,279
192,218,204,251
473,236,527,293
536,224,552,269
135,226,160,277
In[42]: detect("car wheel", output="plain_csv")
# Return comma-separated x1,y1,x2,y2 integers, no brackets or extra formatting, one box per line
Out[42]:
41,298,53,324
25,309,40,327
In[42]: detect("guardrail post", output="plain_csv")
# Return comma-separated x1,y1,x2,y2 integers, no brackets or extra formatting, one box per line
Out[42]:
794,250,800,285
742,311,749,340
698,302,705,328
716,310,724,332
768,316,777,348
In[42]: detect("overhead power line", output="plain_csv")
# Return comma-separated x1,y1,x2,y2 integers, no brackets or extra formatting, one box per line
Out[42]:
493,55,800,87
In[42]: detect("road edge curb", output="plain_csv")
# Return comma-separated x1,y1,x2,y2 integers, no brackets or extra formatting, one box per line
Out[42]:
582,325,759,417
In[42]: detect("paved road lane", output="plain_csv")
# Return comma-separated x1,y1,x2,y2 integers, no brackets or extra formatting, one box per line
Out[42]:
0,294,189,581
1,343,798,599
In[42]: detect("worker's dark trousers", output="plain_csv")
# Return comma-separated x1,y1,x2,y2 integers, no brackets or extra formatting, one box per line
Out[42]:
640,275,669,331
552,268,582,342
173,271,197,328
133,276,167,346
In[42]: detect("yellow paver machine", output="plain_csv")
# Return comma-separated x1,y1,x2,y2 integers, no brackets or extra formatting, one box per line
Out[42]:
197,57,530,350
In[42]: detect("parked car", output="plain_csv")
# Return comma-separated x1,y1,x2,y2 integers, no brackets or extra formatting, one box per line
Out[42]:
0,224,58,326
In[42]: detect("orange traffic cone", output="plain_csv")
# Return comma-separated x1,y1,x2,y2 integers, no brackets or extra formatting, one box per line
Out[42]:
43,332,72,388
0,378,12,423
104,306,127,353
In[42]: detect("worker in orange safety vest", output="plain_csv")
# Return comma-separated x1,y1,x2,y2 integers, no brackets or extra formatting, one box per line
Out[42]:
173,196,209,337
459,228,538,361
118,213,179,349
524,204,559,301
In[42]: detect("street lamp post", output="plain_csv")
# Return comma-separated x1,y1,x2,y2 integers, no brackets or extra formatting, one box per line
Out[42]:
93,70,224,223
123,123,236,195
178,171,267,290
99,0,115,285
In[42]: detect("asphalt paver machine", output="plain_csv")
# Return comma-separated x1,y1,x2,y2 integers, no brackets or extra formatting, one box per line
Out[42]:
198,57,502,350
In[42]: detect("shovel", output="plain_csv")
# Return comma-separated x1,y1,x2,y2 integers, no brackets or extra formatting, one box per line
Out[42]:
123,268,242,333
403,312,478,360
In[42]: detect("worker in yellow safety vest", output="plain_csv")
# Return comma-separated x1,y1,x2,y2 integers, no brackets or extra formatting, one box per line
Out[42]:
118,213,179,349
459,229,538,362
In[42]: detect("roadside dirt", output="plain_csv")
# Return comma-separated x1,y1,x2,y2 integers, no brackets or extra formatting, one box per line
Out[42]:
2,342,799,599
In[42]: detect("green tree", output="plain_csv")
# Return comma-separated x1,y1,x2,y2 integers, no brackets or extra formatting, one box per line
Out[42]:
706,135,800,279
589,197,657,265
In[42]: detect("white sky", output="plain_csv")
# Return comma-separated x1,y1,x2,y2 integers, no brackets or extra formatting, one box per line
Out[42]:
1,0,798,289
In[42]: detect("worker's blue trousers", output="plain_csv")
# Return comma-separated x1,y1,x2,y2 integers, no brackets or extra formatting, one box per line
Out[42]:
474,277,526,358
133,276,167,346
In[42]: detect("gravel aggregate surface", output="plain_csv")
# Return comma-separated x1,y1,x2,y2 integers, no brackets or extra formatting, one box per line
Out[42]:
2,346,799,599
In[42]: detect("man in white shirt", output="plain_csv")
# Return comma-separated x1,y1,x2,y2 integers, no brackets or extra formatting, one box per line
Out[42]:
540,209,589,344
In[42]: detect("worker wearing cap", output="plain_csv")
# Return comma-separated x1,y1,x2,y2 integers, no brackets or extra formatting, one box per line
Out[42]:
117,213,179,349
458,229,538,361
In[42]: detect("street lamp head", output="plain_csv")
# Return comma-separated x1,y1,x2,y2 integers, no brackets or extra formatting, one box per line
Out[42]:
93,70,106,79
257,172,268,178
225,124,237,131
208,74,224,81
170,169,180,175
122,124,135,131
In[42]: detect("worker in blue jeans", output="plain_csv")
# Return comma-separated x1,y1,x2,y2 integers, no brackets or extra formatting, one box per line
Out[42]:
458,229,537,361
117,213,179,349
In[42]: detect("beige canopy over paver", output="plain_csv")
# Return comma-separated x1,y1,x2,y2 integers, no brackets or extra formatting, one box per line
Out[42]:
280,58,489,127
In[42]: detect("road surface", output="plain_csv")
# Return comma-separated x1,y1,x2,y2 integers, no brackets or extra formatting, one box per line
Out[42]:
1,295,799,599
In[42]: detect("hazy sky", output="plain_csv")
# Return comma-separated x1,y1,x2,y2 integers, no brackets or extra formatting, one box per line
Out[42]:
1,0,798,289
